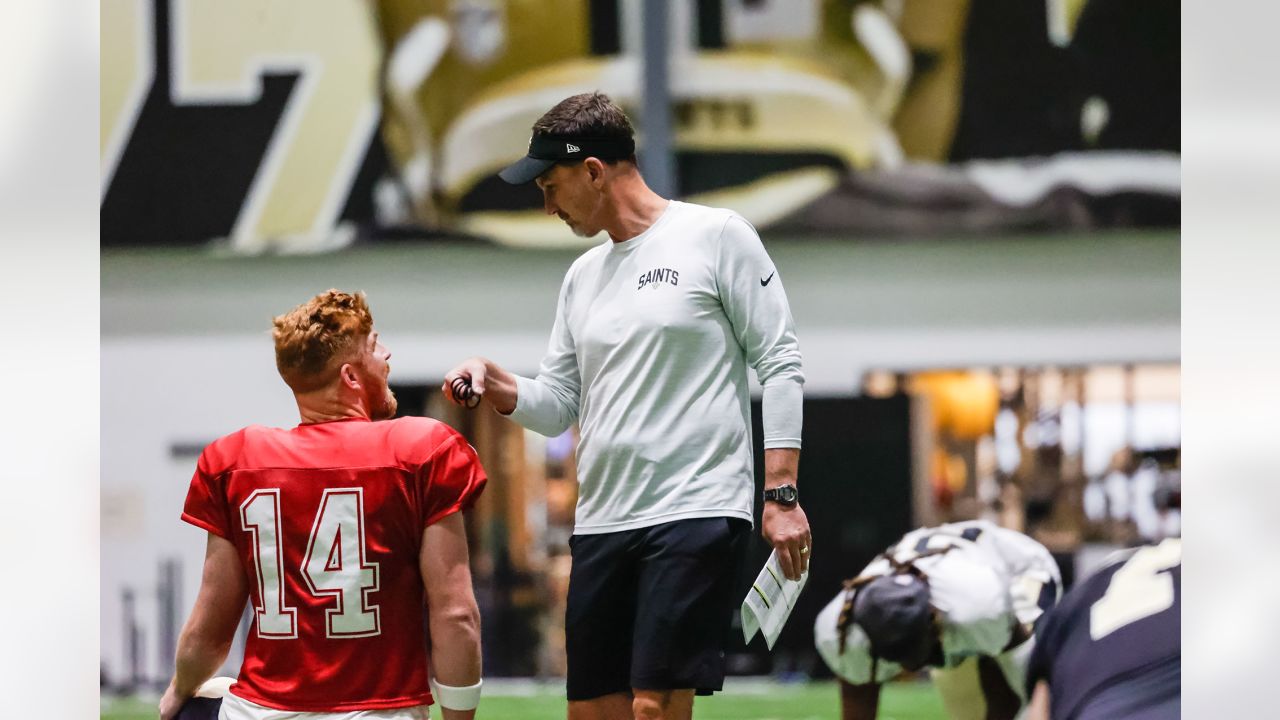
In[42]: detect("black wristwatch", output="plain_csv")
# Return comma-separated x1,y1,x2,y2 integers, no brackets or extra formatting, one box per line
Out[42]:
763,484,799,507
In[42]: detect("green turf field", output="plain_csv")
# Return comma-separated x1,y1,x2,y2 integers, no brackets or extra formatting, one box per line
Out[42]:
101,680,946,719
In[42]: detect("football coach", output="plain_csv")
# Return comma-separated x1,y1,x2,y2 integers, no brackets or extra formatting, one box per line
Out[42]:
442,92,809,720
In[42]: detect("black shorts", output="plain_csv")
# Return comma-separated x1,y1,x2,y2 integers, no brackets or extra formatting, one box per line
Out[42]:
565,516,750,701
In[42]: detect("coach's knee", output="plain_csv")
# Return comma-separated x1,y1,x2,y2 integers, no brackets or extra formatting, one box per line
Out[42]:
633,687,694,720
632,692,666,720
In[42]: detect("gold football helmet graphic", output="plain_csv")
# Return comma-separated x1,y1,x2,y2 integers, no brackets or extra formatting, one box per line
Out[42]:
375,0,909,248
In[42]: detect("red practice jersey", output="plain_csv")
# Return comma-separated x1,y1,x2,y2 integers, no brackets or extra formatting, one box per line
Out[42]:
182,416,487,712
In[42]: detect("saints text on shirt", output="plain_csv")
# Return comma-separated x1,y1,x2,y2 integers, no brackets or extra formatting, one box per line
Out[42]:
637,267,680,290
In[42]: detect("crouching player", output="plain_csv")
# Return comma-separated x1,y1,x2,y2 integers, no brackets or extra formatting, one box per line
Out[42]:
814,520,1061,720
158,290,488,720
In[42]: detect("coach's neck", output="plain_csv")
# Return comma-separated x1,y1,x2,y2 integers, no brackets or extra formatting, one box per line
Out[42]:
604,168,669,243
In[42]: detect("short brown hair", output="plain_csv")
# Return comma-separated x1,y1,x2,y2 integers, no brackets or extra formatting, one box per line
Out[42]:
533,92,636,162
272,289,373,393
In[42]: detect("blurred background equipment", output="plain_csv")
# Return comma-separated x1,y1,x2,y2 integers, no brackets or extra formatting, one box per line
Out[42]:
100,1,1178,717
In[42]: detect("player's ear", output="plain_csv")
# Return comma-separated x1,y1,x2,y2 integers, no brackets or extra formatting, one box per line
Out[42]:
339,363,361,389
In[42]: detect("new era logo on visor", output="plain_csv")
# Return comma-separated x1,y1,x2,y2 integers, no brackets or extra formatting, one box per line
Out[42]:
566,143,580,153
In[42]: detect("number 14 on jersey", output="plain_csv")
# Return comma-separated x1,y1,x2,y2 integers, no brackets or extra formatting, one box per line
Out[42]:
241,488,382,640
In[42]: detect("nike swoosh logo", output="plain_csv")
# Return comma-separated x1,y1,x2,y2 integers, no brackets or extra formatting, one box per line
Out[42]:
760,271,776,287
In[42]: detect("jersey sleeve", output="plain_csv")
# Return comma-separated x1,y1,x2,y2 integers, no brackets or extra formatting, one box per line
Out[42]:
419,433,488,527
715,214,804,449
932,554,1015,658
180,448,233,540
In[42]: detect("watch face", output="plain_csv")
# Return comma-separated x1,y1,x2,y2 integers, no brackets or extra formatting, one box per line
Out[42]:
768,485,798,503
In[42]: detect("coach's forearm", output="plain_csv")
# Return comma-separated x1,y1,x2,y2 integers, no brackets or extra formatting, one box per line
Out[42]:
764,447,800,489
761,447,809,579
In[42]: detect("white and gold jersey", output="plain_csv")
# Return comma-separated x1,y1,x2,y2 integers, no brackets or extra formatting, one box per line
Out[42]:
814,521,1060,685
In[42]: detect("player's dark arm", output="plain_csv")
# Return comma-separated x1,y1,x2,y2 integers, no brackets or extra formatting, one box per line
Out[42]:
421,511,482,720
976,655,1024,720
159,533,248,720
761,447,811,580
839,679,882,720
442,357,518,414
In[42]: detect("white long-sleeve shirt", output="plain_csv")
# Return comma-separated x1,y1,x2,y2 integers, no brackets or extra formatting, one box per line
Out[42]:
507,200,804,534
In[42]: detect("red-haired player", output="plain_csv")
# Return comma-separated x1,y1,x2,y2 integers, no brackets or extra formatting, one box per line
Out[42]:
159,290,487,720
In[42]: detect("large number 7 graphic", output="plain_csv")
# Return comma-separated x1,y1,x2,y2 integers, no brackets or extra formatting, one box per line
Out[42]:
241,488,381,640
1090,539,1180,640
101,0,381,252
171,0,380,253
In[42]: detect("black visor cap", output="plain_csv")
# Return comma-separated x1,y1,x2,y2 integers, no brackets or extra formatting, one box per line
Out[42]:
498,135,637,185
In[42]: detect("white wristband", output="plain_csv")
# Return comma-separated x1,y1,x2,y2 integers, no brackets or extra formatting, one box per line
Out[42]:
430,676,482,711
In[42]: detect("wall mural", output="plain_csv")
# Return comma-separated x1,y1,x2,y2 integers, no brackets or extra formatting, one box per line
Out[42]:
101,0,1178,252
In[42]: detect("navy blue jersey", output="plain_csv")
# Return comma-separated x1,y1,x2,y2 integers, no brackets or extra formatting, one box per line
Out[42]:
1027,540,1180,720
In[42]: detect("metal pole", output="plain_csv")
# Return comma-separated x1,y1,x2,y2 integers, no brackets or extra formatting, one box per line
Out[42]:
123,588,141,691
641,0,677,198
158,558,180,677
